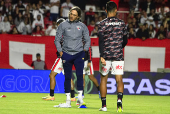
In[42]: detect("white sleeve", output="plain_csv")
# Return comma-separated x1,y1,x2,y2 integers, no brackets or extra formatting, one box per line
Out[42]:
6,22,11,32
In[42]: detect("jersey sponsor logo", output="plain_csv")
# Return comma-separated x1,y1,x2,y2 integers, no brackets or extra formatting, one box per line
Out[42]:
76,26,81,30
116,65,122,70
105,22,121,26
102,67,107,72
58,67,63,71
62,60,66,63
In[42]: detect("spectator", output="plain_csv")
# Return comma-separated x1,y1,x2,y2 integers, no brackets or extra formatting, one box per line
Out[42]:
94,13,99,24
36,3,44,15
156,25,166,40
31,53,47,70
13,6,19,19
9,26,19,34
144,23,149,31
50,0,60,21
44,11,52,28
0,0,6,14
141,11,148,24
148,9,159,22
17,17,32,35
6,5,13,16
60,0,74,19
87,20,95,36
129,0,137,11
17,0,25,13
128,27,136,39
136,24,149,40
85,7,95,25
32,4,44,21
23,5,33,23
132,18,137,29
164,12,170,29
5,0,11,8
147,16,156,27
0,16,10,34
45,20,57,36
14,12,24,27
158,6,166,26
32,25,45,36
142,0,155,14
0,11,4,22
38,0,46,10
127,23,133,32
128,10,135,19
91,25,98,36
148,24,156,38
8,15,14,32
32,14,44,29
135,13,141,27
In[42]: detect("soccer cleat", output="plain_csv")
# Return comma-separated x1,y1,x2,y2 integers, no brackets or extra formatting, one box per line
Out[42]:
71,97,76,102
54,103,71,108
117,99,123,112
76,99,86,106
42,94,55,101
99,107,107,111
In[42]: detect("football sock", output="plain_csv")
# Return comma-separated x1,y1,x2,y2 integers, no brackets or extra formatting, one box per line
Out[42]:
96,86,100,91
117,92,123,101
50,89,54,97
101,97,106,107
71,90,75,98
66,93,70,100
78,90,83,100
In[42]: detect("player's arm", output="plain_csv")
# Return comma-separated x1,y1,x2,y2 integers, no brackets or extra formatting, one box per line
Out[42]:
98,24,106,65
54,23,63,57
83,24,91,51
122,23,128,48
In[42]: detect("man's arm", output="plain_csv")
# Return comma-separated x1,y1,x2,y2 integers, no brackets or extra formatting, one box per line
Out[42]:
54,23,63,54
122,23,128,48
83,24,91,51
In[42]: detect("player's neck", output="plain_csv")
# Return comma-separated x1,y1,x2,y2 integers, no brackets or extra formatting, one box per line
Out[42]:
107,13,116,18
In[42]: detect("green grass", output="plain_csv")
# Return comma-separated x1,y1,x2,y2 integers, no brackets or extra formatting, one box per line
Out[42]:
0,93,170,114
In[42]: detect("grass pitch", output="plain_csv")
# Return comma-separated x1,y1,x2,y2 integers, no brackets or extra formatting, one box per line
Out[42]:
0,93,169,114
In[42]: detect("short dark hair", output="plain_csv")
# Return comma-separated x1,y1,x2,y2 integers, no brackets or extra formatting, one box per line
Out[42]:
36,53,40,57
70,6,81,17
106,1,117,13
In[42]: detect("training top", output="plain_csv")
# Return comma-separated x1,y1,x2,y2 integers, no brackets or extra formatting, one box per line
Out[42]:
54,19,91,55
98,16,127,61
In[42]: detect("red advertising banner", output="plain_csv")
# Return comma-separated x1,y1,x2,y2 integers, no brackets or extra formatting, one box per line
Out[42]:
0,34,170,72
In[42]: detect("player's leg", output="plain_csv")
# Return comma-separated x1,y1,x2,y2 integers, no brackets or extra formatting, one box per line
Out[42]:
112,61,124,112
62,52,73,106
87,62,100,96
42,58,62,101
73,51,85,106
71,79,76,101
99,61,111,111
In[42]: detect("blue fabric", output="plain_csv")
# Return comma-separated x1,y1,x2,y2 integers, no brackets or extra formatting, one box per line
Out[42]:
50,13,59,21
62,51,85,93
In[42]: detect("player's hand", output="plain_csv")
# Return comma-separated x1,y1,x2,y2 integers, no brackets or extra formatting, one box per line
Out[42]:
100,57,106,66
59,51,63,57
87,62,91,68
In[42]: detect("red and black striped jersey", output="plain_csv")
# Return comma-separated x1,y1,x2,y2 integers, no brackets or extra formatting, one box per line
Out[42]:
98,16,127,61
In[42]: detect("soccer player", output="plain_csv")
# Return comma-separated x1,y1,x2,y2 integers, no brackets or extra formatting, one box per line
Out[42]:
42,18,66,101
98,1,128,112
54,6,90,108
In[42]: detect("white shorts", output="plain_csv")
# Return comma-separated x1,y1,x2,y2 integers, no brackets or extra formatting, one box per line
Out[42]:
51,58,64,74
83,60,94,75
99,60,124,76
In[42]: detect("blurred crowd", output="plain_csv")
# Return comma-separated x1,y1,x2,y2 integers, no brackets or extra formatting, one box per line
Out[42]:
0,0,170,40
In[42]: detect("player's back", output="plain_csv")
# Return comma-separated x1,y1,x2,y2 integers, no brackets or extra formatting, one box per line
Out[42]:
98,16,127,61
